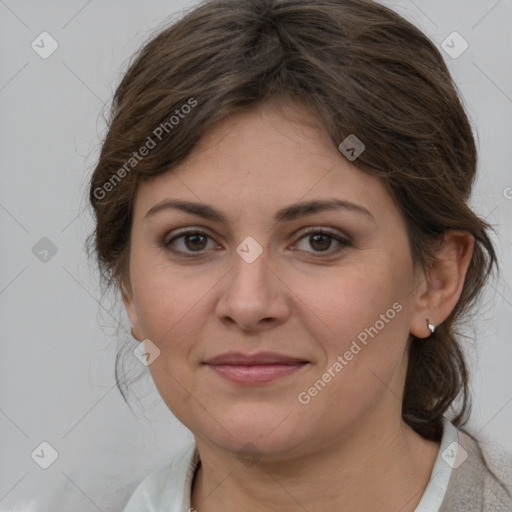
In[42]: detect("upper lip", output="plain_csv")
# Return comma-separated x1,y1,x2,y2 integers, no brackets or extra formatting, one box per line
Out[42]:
204,352,309,365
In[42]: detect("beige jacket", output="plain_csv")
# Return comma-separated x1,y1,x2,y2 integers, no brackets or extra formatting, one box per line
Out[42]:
439,429,512,511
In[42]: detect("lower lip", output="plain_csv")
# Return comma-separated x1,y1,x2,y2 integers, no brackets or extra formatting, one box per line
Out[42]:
206,363,308,385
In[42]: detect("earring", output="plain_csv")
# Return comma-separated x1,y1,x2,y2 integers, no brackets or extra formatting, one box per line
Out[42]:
426,318,436,335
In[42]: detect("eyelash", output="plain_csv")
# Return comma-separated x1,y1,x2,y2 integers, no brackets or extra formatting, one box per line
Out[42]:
163,228,351,259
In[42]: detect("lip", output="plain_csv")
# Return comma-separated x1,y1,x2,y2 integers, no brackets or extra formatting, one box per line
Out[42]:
205,352,308,365
203,352,310,385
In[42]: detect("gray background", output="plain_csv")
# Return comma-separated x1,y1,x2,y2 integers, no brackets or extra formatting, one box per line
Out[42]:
1,0,511,510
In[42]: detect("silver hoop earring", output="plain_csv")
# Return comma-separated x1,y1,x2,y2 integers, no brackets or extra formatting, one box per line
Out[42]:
426,319,436,335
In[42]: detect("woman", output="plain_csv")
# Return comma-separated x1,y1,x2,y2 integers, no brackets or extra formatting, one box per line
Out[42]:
88,0,512,510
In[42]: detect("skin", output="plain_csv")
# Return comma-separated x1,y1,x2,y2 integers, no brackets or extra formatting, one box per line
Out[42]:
122,98,474,512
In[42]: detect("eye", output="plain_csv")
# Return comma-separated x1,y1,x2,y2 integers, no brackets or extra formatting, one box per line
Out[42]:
291,228,351,257
164,230,218,255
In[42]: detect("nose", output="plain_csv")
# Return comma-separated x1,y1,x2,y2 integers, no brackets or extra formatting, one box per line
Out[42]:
215,248,291,332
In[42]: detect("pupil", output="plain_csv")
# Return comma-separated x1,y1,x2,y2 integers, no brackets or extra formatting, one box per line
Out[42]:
186,234,207,251
311,234,331,251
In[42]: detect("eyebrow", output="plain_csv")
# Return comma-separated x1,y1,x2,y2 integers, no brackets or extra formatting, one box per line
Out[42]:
144,198,375,224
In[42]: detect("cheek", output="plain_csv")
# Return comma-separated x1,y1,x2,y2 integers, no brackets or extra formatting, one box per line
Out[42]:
292,267,412,418
131,257,221,354
130,267,214,415
297,256,413,350
299,256,415,408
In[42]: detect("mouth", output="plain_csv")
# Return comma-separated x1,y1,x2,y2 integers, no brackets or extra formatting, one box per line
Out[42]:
203,352,310,385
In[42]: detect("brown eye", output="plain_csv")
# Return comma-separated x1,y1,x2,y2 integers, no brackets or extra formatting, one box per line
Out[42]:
182,233,208,251
292,229,351,257
165,230,216,254
308,233,332,251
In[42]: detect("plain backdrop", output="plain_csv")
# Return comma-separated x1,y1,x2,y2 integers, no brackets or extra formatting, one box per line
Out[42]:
1,0,511,510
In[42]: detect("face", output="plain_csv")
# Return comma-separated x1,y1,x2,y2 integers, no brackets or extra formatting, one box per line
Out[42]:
123,100,426,459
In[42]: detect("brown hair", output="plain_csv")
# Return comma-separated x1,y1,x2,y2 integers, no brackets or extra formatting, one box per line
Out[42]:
88,0,497,441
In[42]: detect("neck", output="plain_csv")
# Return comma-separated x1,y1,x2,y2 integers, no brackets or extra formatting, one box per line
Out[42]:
191,418,440,512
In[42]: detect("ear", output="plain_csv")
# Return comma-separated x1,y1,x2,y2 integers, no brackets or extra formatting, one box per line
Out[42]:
121,280,143,342
410,230,474,338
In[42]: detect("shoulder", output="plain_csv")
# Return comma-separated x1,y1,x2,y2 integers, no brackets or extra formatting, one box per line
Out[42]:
122,442,199,512
439,425,512,512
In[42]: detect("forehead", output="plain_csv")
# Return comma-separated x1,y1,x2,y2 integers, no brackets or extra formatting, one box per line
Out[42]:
133,102,395,223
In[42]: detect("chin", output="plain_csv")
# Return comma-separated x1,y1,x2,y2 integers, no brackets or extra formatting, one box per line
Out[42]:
190,405,312,457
